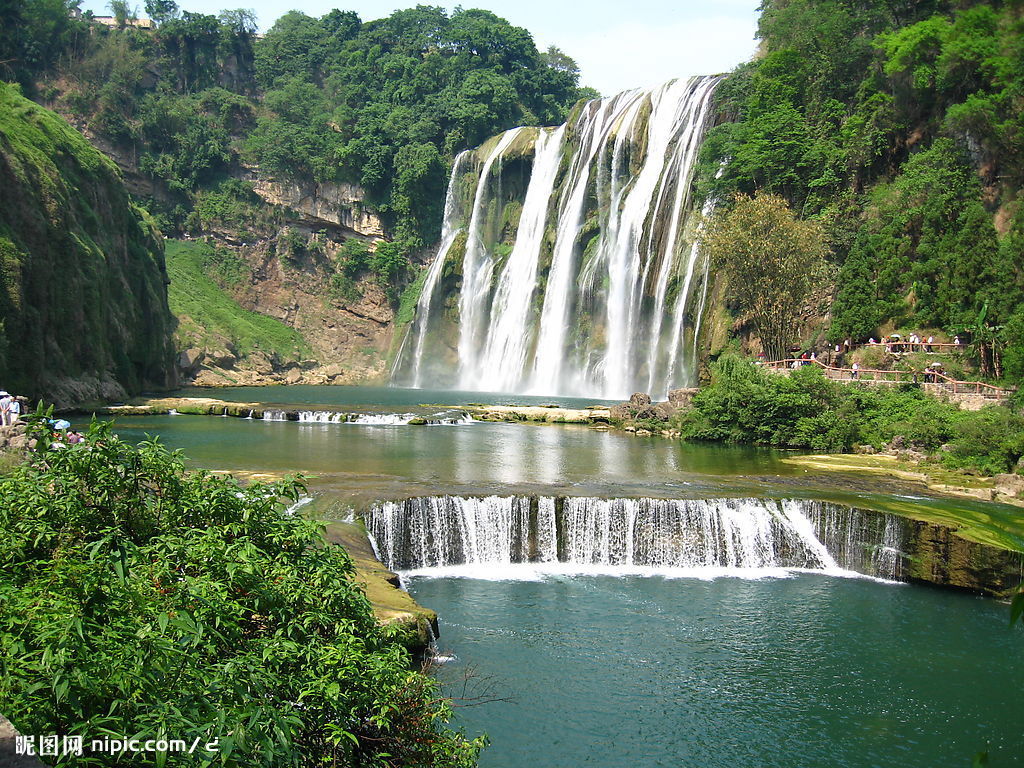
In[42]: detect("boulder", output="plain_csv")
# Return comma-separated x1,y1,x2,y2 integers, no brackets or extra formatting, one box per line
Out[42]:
652,402,677,420
628,392,652,407
667,387,698,407
994,474,1024,499
249,350,275,375
178,348,204,372
324,363,345,380
609,403,632,421
284,368,302,385
207,348,236,368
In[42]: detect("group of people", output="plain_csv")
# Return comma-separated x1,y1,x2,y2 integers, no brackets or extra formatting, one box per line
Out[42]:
863,333,961,354
0,390,23,426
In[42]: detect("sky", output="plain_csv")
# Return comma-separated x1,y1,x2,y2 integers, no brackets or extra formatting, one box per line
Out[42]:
79,0,762,95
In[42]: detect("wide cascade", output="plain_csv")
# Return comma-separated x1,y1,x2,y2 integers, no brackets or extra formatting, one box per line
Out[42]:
391,75,724,399
365,496,906,579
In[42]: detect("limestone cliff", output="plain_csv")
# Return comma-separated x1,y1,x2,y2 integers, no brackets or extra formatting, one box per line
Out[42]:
0,85,175,408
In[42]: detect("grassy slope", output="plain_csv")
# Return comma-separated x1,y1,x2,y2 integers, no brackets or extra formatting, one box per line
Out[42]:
165,239,310,360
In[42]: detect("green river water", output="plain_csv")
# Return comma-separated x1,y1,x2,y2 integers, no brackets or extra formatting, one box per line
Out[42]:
94,386,1024,767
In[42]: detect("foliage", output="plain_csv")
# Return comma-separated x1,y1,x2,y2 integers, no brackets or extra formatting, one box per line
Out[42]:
701,192,829,361
0,417,484,766
698,0,1024,382
0,0,88,89
164,238,309,360
679,356,1024,475
0,83,174,398
12,4,588,257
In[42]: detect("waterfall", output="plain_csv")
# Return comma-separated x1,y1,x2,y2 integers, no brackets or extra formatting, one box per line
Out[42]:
393,75,724,399
365,496,908,580
397,151,471,389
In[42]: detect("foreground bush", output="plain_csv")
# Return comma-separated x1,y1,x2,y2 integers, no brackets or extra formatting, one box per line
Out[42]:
678,356,1024,474
0,419,482,767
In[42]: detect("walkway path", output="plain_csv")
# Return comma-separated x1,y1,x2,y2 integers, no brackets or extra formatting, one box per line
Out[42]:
763,359,1013,407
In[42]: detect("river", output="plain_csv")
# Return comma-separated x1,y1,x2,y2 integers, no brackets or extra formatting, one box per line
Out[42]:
93,385,1024,767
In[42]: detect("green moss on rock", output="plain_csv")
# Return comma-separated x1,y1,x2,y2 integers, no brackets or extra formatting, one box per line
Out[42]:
0,84,174,406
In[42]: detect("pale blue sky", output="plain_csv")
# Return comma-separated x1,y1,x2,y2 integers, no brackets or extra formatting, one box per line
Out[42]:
79,0,762,95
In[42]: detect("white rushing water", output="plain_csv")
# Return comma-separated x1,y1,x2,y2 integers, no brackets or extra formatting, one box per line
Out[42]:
365,496,908,581
393,76,724,399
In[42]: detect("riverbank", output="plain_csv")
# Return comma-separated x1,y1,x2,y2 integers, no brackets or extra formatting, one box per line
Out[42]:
784,453,1024,510
323,521,439,653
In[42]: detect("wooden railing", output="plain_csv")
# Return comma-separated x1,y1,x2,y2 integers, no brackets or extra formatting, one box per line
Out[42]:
863,341,964,354
761,358,1011,399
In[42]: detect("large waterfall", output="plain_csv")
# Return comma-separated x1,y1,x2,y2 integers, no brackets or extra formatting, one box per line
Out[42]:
392,76,724,399
365,496,906,580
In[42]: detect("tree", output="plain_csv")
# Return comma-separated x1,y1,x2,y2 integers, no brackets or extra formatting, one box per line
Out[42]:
144,0,177,25
0,417,485,767
108,0,135,28
701,192,829,361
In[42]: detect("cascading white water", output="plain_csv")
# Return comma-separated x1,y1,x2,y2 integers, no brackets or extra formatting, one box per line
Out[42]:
457,129,524,385
469,126,566,392
365,495,908,579
396,151,471,389
393,76,724,399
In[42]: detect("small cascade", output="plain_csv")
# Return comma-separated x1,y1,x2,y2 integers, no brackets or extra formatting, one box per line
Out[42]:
262,410,288,421
365,495,910,580
392,75,724,399
346,411,474,426
297,411,346,423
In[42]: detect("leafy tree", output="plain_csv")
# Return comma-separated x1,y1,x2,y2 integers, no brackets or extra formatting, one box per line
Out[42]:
702,192,829,361
0,417,484,767
144,0,177,26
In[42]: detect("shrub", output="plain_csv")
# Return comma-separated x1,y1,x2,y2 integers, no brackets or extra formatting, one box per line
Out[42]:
0,417,482,767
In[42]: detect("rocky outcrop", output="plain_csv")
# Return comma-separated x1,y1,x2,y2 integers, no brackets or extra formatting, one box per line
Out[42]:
610,389,696,426
0,85,175,408
0,713,45,768
0,422,33,454
249,175,385,238
904,519,1024,595
322,522,438,655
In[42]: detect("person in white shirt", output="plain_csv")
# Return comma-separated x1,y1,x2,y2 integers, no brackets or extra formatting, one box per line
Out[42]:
7,396,21,425
0,391,10,427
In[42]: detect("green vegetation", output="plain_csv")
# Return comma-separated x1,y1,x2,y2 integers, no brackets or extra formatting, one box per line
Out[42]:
5,2,590,278
701,192,828,361
0,415,483,766
679,356,1024,475
165,238,309,359
698,0,1024,384
0,82,173,400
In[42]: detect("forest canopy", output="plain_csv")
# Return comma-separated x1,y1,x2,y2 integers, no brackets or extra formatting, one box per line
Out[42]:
696,0,1024,382
0,1,591,252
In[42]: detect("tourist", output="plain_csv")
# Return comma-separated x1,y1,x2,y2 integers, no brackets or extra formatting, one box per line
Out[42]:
7,395,21,425
926,335,934,352
954,336,961,345
0,391,9,426
851,362,860,380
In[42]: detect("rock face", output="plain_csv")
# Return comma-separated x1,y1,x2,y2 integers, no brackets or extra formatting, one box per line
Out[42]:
249,176,386,238
0,86,175,408
994,474,1024,500
612,390,691,425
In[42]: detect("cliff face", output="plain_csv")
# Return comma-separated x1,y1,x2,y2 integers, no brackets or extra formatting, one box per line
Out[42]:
0,85,175,408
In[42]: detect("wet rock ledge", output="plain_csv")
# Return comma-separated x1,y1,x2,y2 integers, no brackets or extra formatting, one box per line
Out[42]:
322,522,438,655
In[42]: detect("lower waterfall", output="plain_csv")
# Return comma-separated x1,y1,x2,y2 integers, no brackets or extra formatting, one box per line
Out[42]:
365,496,906,580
